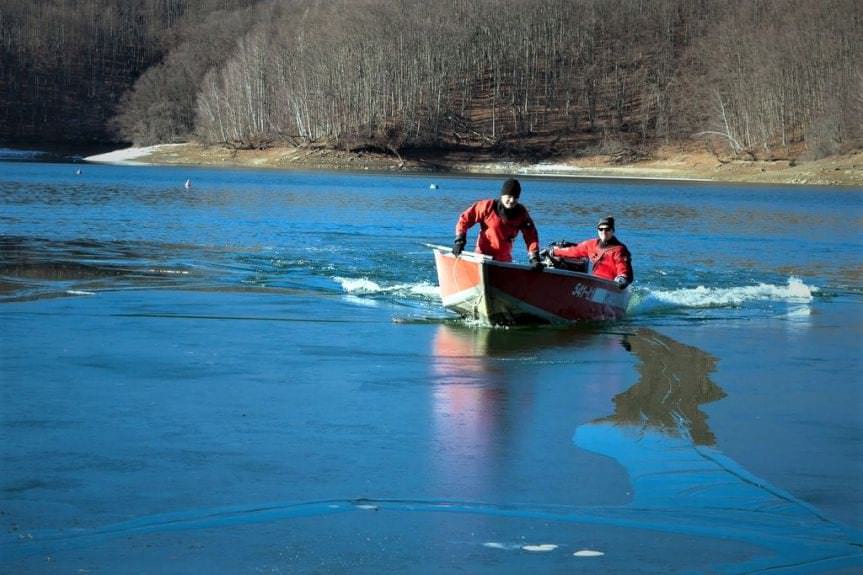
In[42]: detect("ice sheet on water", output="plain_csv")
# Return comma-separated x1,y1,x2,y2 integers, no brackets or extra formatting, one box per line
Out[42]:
573,549,604,557
628,277,817,314
482,542,564,553
521,544,558,552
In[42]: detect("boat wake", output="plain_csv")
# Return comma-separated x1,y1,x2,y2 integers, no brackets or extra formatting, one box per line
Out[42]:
333,274,820,323
334,276,440,300
628,277,817,315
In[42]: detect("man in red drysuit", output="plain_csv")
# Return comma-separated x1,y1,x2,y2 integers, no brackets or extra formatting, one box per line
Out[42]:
547,216,633,288
452,178,542,269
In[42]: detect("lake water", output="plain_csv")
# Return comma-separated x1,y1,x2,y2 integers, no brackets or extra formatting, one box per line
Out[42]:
1,158,861,573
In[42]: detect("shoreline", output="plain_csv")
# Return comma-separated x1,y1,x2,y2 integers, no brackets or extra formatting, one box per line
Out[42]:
84,144,188,165
84,143,863,186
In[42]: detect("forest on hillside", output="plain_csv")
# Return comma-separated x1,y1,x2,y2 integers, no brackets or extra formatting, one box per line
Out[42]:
1,0,861,160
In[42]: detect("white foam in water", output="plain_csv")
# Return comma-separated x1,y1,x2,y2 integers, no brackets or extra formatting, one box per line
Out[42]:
342,295,379,307
334,277,440,300
628,277,817,314
335,277,381,294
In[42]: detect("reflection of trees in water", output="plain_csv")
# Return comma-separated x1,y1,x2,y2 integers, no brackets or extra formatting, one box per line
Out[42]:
599,329,726,446
572,328,863,573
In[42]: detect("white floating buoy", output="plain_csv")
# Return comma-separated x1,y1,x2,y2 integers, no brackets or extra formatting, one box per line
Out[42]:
184,178,191,189
429,183,439,190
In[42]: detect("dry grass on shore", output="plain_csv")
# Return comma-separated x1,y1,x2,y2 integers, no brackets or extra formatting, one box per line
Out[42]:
120,143,862,186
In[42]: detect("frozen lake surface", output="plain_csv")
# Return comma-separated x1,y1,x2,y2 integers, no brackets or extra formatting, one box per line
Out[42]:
1,161,861,573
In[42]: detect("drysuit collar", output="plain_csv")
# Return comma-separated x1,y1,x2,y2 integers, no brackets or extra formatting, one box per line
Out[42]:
598,236,621,249
495,199,523,221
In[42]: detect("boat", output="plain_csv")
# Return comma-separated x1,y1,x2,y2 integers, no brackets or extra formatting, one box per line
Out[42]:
429,244,630,325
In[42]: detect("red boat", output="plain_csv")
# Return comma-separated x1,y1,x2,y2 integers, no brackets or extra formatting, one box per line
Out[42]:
430,244,630,325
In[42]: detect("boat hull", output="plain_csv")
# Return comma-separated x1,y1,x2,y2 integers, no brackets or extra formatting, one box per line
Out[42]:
431,245,629,325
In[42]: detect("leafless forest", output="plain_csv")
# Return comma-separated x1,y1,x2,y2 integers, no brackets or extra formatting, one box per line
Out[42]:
2,0,860,160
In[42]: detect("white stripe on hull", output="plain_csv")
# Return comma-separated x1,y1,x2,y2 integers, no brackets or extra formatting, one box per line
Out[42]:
441,285,483,308
590,286,629,309
485,288,568,324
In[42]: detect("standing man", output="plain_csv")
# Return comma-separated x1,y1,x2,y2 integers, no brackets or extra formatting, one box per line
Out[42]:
548,216,633,288
452,178,542,270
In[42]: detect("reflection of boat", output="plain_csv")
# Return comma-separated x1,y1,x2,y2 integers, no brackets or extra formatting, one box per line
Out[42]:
429,244,629,325
427,324,610,498
432,322,603,357
429,326,510,495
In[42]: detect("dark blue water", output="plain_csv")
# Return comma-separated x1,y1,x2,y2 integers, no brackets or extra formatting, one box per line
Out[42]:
1,160,861,573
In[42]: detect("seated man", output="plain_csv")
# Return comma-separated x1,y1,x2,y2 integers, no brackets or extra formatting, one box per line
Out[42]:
546,216,633,288
452,178,541,269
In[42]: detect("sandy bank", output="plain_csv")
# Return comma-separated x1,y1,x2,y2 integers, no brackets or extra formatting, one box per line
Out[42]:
85,144,187,164
86,143,863,186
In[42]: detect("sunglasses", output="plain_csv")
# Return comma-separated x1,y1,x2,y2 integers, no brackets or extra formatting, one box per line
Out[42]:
597,227,612,232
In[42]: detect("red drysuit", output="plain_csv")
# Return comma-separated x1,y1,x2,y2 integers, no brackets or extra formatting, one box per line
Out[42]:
456,199,539,262
552,238,633,283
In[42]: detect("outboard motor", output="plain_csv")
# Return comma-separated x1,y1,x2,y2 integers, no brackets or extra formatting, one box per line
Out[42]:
539,241,588,273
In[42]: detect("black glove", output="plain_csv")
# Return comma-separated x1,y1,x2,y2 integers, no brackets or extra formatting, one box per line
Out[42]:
529,252,544,271
614,275,629,289
452,235,466,256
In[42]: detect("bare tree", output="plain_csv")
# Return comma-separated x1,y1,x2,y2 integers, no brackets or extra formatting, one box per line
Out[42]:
4,0,859,157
